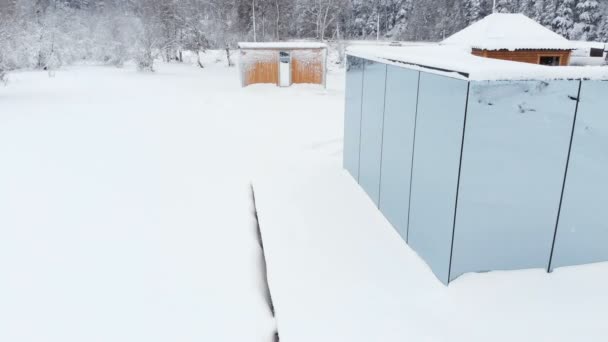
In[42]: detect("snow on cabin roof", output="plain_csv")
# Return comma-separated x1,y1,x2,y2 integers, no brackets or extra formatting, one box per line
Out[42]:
346,45,608,81
441,13,576,51
238,42,327,50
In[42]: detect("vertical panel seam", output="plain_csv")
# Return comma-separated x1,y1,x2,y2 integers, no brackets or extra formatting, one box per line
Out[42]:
357,59,366,182
343,57,350,171
405,71,422,244
377,65,389,207
447,81,471,284
547,80,583,272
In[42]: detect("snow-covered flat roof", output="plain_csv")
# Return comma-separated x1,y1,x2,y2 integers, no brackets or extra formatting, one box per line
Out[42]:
347,45,608,81
442,13,576,51
238,42,327,50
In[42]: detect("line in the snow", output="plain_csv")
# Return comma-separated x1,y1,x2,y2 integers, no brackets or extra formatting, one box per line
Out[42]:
250,184,279,341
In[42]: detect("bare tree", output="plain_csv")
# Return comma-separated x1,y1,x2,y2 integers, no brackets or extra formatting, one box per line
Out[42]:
0,6,8,83
181,0,210,68
252,0,257,41
275,0,280,39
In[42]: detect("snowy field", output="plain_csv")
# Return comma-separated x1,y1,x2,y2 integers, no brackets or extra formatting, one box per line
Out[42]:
0,53,343,342
1,51,607,342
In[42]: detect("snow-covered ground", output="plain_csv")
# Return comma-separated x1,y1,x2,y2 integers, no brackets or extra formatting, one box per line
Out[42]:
0,53,343,342
254,161,608,342
1,51,607,342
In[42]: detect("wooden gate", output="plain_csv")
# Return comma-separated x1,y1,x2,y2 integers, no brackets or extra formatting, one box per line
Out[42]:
291,49,324,84
241,50,279,86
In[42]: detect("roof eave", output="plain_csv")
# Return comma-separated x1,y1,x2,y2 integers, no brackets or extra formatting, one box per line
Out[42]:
472,47,574,51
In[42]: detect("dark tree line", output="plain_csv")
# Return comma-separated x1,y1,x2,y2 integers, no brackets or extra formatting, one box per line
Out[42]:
1,0,607,74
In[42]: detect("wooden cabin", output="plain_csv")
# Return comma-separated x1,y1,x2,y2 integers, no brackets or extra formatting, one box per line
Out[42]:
238,42,327,87
443,13,574,66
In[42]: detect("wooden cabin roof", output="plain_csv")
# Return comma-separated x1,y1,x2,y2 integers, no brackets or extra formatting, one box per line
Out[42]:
442,13,576,51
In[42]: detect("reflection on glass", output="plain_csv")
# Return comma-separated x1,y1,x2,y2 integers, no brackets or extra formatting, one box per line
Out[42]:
450,80,578,281
343,56,365,180
358,60,387,205
552,80,608,269
407,72,468,284
378,66,419,241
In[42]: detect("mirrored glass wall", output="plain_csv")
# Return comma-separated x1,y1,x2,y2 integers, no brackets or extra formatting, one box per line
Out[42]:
343,56,608,285
450,80,578,281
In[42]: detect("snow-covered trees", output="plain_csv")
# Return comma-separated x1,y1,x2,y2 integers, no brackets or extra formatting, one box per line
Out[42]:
340,0,413,40
1,0,607,74
0,4,9,82
572,0,601,40
483,0,605,40
0,0,137,71
553,0,576,38
463,0,484,25
600,15,608,42
495,0,515,13
539,0,558,27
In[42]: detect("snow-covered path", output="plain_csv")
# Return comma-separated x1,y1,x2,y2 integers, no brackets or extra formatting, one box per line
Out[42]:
253,159,608,342
0,60,344,342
